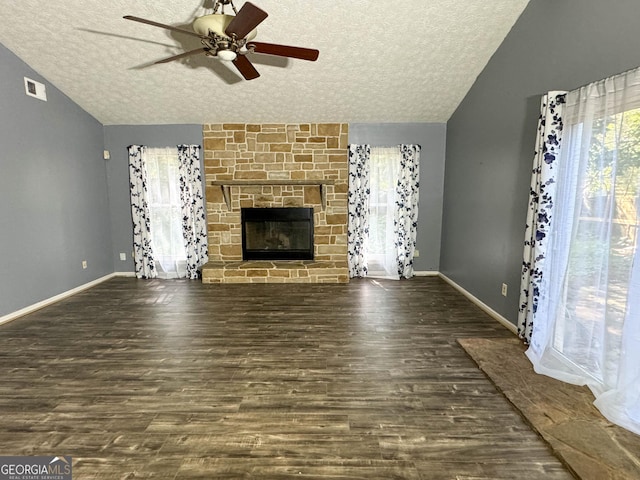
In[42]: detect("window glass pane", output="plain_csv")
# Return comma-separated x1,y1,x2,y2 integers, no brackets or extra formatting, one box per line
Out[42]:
554,107,640,383
145,148,186,274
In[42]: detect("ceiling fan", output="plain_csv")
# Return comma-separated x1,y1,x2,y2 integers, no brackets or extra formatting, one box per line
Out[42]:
124,0,319,80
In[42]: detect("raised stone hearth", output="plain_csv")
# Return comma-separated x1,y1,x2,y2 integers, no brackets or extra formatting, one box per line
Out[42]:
202,261,348,284
202,123,349,284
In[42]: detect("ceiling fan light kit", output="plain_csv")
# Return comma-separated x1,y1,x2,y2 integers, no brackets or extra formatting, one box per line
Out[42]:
217,49,238,62
124,0,319,80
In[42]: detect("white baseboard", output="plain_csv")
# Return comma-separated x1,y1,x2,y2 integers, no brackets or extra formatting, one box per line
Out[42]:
0,273,119,326
114,272,136,278
414,271,440,277
437,273,518,335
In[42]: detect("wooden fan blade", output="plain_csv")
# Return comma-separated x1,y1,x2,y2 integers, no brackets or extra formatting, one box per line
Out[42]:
224,2,268,39
250,42,319,61
232,55,260,80
124,15,205,39
155,48,208,64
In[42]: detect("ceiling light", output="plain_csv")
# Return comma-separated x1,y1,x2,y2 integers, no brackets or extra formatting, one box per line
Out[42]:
217,49,237,61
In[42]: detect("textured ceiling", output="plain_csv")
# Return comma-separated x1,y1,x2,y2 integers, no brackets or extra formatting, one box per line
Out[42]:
0,0,529,125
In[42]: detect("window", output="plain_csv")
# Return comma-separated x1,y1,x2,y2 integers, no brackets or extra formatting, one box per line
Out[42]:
528,68,640,434
145,147,187,278
553,105,640,382
347,144,420,280
368,147,402,278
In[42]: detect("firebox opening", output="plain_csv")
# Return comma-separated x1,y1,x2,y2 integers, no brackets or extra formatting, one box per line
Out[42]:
241,208,314,261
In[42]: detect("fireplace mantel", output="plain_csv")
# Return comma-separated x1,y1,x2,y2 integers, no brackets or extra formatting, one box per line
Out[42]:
210,180,336,210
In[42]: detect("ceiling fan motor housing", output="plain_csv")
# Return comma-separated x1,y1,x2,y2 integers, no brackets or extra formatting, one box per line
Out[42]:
192,14,257,41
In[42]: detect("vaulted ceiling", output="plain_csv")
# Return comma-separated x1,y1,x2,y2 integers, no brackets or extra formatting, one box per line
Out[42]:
0,0,529,125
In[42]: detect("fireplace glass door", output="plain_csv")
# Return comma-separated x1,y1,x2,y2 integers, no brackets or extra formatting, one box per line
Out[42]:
242,208,314,260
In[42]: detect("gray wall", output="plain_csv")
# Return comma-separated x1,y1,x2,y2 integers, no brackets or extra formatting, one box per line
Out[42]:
0,43,112,317
350,123,446,272
103,125,204,272
441,0,640,324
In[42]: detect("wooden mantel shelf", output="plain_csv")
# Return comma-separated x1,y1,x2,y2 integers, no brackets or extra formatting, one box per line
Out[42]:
209,180,336,210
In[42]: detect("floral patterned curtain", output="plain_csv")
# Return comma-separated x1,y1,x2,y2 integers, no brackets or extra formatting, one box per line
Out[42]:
177,145,208,279
394,145,421,279
517,92,567,342
348,145,371,278
127,145,157,279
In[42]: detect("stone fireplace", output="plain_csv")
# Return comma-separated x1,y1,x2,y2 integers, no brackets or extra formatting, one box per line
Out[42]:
201,123,349,283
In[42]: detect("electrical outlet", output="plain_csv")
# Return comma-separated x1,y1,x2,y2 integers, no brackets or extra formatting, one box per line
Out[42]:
119,252,127,261
82,260,88,269
414,249,420,257
501,283,508,296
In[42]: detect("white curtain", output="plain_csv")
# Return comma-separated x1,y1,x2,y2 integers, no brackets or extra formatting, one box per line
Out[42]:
144,147,188,279
527,67,640,435
518,92,567,342
178,145,208,279
394,145,421,279
348,145,371,278
128,145,157,279
348,144,421,280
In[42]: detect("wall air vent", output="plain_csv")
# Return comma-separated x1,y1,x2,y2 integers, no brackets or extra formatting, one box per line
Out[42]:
24,77,47,101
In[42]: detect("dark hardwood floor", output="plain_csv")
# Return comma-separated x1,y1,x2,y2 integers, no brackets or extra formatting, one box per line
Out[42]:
0,277,573,479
